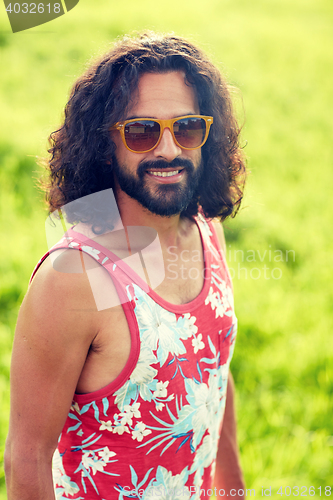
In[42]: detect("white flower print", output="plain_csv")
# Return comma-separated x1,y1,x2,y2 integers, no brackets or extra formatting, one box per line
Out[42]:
219,278,234,311
81,245,100,259
192,333,205,354
156,402,165,411
153,381,169,398
132,422,152,442
174,313,198,341
68,241,79,248
113,423,130,435
98,447,116,462
52,449,63,481
114,347,159,411
130,346,158,385
52,449,80,496
81,452,93,469
124,402,141,418
134,289,186,365
205,286,219,309
190,433,219,491
82,452,106,475
59,235,73,245
182,313,198,337
205,282,233,319
119,413,132,426
144,466,190,500
184,373,220,448
62,481,80,496
119,403,141,425
54,478,80,498
99,420,113,432
71,402,81,414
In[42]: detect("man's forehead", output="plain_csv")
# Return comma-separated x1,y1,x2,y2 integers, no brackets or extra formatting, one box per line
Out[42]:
126,71,199,118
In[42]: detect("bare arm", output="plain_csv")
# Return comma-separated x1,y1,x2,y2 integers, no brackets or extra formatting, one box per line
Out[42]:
4,253,98,499
214,371,245,499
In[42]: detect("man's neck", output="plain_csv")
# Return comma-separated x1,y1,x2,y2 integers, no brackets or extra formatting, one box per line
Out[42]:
114,186,193,249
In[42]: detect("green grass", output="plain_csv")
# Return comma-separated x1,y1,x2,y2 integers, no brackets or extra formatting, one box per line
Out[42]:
1,0,333,495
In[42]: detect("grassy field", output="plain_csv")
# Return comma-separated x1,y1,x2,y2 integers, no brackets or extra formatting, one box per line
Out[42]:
0,0,332,497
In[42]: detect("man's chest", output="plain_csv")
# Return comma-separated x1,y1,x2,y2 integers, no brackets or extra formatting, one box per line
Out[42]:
153,251,206,304
76,241,207,394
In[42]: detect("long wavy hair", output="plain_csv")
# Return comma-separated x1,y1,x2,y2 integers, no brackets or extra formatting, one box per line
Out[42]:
43,31,246,226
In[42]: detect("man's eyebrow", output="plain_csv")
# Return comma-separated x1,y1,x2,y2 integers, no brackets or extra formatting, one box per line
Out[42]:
125,116,155,120
124,113,198,120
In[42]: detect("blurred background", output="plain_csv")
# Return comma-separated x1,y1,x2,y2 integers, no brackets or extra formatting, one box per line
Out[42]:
0,0,332,496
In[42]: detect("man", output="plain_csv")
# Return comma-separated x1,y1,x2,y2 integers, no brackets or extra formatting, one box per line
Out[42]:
5,32,246,499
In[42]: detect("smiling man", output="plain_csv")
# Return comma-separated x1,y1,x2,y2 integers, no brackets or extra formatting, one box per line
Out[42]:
111,71,205,218
5,32,246,499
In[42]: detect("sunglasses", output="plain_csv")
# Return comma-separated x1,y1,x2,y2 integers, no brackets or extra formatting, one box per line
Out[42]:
111,115,213,153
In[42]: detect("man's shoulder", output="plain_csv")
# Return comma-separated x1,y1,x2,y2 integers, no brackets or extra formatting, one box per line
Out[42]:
26,249,102,337
30,249,91,298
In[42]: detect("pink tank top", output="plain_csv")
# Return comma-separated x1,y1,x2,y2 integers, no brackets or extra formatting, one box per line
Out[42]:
31,215,237,500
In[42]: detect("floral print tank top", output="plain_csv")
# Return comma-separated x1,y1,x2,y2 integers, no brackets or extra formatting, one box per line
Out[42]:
31,214,237,500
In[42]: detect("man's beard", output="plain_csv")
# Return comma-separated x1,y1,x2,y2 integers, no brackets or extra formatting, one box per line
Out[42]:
112,156,204,217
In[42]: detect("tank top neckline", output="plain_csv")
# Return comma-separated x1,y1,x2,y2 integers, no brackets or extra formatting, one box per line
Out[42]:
68,215,212,314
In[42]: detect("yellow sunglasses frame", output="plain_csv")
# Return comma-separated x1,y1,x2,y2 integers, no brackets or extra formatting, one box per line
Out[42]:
110,115,213,153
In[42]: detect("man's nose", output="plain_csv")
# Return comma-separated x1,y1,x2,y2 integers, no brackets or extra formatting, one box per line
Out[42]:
153,127,182,161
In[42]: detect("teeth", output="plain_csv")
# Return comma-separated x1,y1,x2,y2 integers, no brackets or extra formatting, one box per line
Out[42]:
148,170,180,177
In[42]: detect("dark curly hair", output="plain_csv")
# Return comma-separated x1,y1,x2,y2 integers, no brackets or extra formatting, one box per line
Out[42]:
43,31,246,227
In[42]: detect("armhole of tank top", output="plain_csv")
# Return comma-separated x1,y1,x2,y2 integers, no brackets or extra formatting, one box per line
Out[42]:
71,265,141,402
29,245,141,403
29,251,51,284
80,272,141,401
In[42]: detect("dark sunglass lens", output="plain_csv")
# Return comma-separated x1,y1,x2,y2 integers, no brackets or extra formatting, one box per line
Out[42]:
173,117,206,148
124,120,160,151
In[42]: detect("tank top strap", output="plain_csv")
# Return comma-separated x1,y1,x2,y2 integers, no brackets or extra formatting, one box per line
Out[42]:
195,214,233,290
30,227,150,295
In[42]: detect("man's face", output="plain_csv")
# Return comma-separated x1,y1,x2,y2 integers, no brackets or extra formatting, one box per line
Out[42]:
111,71,204,217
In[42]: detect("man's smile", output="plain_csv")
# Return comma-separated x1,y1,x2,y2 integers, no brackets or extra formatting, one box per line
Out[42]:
146,168,185,182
